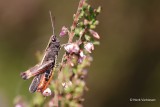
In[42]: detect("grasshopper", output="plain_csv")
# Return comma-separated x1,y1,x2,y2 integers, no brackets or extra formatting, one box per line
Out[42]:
20,11,60,95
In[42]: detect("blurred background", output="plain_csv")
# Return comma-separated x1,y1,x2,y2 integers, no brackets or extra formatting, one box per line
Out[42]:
0,0,160,107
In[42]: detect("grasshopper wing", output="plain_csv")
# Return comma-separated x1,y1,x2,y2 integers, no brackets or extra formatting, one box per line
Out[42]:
20,60,53,80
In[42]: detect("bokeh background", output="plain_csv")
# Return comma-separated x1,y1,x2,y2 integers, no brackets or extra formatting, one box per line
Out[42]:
0,0,160,107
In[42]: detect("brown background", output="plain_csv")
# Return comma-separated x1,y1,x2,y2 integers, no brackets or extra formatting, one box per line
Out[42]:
0,0,160,107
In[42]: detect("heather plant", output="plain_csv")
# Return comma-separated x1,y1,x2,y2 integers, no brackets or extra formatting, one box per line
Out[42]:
14,0,101,107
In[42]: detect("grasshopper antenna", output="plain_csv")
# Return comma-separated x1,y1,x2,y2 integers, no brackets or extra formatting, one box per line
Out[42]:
49,10,55,36
43,11,57,55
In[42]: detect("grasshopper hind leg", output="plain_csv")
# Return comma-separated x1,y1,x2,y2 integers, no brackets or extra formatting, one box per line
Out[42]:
29,75,41,93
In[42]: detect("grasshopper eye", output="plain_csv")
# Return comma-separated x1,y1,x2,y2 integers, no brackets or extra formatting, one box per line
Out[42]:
51,35,56,42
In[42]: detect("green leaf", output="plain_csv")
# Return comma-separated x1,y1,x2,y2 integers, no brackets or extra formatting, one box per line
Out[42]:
74,27,82,37
93,41,100,45
73,68,77,74
90,24,96,29
84,34,91,41
96,6,102,13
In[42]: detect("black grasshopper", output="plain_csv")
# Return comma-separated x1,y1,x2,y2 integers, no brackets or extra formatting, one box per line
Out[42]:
20,11,60,94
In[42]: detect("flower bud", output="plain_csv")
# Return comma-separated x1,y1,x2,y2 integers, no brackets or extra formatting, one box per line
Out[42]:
42,88,52,96
59,26,68,37
89,29,100,39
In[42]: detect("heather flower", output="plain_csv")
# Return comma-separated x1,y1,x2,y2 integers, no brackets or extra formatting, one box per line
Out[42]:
14,96,26,107
78,50,86,63
84,42,94,53
64,43,80,54
59,26,68,37
84,19,89,25
62,81,72,89
15,104,24,107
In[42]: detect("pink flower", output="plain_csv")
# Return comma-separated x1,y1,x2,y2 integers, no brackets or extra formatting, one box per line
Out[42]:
84,19,89,25
42,88,52,96
84,42,94,53
59,26,68,37
80,50,84,57
78,50,86,63
64,43,80,54
15,104,23,107
62,81,72,89
89,29,100,39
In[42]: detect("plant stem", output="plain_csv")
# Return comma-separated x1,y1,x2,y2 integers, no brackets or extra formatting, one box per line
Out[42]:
68,0,86,43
